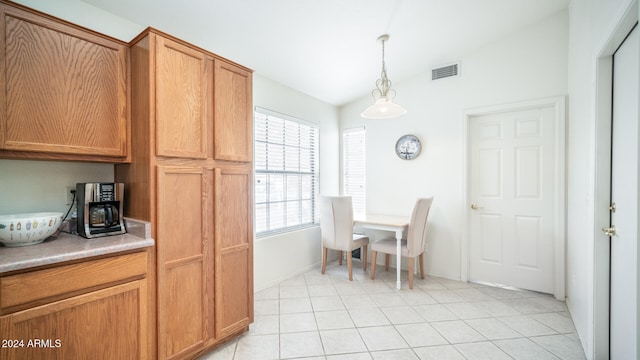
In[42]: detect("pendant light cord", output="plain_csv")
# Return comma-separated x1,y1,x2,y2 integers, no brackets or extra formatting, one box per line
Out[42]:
378,37,392,98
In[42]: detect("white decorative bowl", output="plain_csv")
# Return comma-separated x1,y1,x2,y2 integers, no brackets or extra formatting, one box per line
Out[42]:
0,212,64,247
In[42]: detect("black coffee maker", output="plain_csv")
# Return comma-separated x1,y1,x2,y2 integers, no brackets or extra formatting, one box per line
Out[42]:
76,183,126,238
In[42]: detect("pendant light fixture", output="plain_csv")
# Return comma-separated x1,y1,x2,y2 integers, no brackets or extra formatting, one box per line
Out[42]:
361,34,407,119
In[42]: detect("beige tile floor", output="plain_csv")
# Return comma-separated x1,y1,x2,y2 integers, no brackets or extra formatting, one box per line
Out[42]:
199,259,586,360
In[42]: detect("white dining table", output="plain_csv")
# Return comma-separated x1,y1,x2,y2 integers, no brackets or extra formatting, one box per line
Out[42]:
353,214,410,289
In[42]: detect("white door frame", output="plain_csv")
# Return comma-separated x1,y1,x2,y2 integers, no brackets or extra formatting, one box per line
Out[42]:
593,2,638,358
461,96,566,301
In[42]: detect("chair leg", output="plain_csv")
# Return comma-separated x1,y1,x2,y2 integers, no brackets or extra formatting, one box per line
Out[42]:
419,253,425,279
370,251,377,280
347,250,353,281
362,245,368,271
408,257,415,289
338,251,343,266
321,247,328,274
385,254,390,272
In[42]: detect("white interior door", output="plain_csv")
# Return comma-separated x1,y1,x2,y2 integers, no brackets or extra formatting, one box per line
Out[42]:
609,25,638,360
468,105,558,294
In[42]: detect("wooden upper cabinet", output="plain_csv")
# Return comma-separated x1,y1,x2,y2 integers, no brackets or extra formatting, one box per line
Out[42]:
214,60,252,162
155,36,209,159
0,2,129,159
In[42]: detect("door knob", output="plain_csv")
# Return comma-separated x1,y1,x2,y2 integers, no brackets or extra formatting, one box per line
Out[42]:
602,226,616,237
470,203,483,210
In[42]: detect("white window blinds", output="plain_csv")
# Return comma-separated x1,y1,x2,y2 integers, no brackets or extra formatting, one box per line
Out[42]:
254,107,319,236
343,127,366,216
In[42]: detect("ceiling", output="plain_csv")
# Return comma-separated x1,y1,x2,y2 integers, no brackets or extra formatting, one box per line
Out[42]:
82,0,569,107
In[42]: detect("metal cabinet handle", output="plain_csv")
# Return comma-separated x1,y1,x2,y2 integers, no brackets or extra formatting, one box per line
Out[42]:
602,226,616,237
470,203,483,210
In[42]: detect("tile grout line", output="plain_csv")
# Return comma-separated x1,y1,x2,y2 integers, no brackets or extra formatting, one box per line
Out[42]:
222,260,584,360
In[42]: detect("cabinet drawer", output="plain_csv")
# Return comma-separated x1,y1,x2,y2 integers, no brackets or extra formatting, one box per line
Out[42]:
0,251,147,311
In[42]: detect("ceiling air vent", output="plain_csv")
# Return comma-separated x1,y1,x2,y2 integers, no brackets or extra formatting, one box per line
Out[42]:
432,62,460,80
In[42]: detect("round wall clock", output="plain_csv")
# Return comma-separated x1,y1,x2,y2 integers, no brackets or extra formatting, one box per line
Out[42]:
395,134,421,160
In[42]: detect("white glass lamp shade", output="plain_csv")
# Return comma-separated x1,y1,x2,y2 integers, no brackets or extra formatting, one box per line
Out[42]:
361,97,407,119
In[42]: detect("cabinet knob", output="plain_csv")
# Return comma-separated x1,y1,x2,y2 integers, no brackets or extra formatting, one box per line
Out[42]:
602,226,616,237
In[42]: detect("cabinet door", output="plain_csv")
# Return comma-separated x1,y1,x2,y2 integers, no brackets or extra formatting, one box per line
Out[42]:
0,5,128,157
214,166,253,337
155,36,209,159
156,166,213,359
213,60,252,162
1,280,147,360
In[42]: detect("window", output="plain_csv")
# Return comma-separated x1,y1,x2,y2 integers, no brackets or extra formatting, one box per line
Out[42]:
343,127,366,216
254,107,318,236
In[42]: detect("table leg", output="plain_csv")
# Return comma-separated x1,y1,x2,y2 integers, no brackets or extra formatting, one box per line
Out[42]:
395,229,402,289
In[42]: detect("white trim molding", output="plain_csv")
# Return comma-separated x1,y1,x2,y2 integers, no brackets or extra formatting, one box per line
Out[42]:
592,2,638,358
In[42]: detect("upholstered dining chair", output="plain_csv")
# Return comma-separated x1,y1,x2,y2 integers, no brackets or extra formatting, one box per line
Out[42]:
319,196,369,281
370,197,434,289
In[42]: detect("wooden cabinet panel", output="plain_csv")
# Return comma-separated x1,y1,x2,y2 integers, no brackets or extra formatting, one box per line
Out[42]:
1,252,146,312
0,3,128,158
215,249,250,335
156,166,212,359
164,263,203,358
214,166,253,336
1,280,147,360
216,168,250,250
213,60,252,162
156,166,205,262
156,37,208,159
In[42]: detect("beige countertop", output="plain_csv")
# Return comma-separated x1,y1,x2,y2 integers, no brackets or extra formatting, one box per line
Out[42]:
0,218,154,274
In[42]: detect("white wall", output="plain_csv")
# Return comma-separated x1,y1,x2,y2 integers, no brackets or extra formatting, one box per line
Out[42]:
0,160,114,215
252,74,340,290
340,10,569,280
11,0,142,41
566,0,637,358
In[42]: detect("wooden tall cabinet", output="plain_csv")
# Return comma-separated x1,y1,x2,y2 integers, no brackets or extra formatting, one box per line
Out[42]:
0,1,129,162
115,28,253,360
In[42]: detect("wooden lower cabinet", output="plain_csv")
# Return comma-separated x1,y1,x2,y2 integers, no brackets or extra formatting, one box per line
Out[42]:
0,252,149,360
1,280,147,360
155,164,252,359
